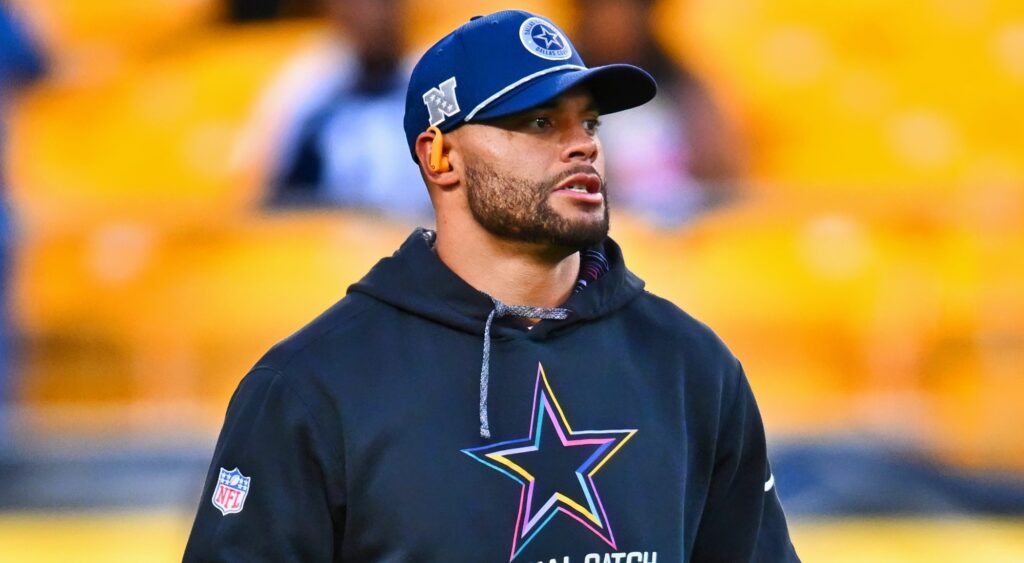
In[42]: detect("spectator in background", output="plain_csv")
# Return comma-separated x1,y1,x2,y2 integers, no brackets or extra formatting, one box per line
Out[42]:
264,0,431,218
0,2,46,442
225,0,322,23
573,0,746,226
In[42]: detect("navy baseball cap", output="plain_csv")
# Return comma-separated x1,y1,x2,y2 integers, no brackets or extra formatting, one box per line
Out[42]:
403,10,657,162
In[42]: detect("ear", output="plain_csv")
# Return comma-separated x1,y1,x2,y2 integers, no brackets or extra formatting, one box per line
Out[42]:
415,128,460,188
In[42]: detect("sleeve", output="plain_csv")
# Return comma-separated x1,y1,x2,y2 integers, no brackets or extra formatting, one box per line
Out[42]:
183,366,346,562
690,362,800,563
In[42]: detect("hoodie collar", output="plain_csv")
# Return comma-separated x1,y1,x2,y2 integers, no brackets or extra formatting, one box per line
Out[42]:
347,228,645,337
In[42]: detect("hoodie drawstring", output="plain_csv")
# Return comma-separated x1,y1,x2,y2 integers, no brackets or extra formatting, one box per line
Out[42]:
479,297,569,438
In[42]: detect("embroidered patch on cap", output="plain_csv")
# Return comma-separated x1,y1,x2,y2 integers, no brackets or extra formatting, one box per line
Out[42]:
518,17,572,61
422,76,461,126
212,467,251,515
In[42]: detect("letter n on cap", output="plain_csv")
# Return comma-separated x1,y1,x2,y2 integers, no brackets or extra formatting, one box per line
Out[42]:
423,77,460,126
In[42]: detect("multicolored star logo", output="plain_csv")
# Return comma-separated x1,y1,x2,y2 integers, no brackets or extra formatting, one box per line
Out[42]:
462,364,637,561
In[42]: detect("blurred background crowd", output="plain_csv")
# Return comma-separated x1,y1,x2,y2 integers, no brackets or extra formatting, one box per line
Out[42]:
0,0,1022,560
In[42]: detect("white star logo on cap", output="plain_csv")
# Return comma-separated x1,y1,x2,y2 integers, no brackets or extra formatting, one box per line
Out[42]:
518,17,572,61
534,26,563,50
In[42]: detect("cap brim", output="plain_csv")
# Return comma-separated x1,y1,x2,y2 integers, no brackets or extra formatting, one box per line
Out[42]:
468,64,657,123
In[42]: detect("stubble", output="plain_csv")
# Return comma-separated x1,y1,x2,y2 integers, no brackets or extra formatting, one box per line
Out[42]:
462,161,610,250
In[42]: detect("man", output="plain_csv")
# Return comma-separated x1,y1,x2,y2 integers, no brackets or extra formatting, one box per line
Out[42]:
185,10,799,562
572,0,746,226
266,0,431,217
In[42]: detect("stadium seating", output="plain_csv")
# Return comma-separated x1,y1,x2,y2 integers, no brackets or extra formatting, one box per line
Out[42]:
5,0,1024,475
616,194,1024,470
6,21,324,233
655,0,1024,192
15,212,411,432
9,0,220,81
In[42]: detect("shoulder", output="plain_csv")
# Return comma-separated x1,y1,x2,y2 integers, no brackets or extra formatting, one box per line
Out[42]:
629,292,757,443
629,291,736,362
252,292,384,378
222,293,388,435
623,290,747,408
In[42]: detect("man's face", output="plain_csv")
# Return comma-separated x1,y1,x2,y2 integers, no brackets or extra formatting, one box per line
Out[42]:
452,90,609,250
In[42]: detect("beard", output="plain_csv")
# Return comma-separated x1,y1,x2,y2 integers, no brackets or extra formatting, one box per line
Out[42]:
462,161,610,250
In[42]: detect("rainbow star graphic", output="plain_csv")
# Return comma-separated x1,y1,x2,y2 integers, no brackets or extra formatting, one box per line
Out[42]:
462,364,637,561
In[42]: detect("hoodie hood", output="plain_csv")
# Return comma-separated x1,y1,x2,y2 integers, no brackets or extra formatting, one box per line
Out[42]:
347,228,646,339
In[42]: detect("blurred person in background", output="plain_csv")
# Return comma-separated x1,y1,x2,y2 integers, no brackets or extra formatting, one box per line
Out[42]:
263,0,431,218
0,1,46,444
225,0,322,22
573,0,745,226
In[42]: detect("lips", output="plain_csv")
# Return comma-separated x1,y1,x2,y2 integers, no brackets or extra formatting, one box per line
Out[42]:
554,172,602,194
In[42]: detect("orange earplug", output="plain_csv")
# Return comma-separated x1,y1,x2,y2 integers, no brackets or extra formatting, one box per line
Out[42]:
427,126,450,173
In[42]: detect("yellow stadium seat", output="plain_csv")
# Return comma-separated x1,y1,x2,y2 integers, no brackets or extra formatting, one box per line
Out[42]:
404,0,570,50
655,0,1024,193
6,21,325,234
15,212,413,433
11,0,220,80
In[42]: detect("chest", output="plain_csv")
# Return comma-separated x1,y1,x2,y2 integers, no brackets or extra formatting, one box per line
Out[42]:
329,337,717,562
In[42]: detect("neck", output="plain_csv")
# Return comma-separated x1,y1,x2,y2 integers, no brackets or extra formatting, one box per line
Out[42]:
433,214,580,310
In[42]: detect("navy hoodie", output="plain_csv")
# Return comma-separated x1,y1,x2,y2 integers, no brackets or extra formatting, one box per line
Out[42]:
184,229,799,562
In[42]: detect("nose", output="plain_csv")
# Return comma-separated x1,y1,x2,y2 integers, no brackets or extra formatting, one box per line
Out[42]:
560,123,599,163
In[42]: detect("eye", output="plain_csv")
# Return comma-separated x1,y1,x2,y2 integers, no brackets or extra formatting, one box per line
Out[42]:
529,116,553,130
583,117,602,134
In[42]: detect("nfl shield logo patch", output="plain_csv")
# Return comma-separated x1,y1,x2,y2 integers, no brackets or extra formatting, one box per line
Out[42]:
212,467,251,515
